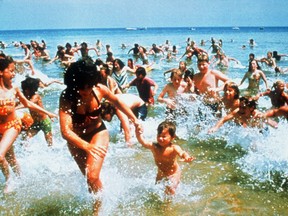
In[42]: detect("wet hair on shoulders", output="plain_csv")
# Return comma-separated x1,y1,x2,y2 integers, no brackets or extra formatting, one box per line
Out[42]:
113,58,125,69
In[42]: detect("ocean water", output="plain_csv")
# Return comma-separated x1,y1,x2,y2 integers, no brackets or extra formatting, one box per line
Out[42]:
0,27,288,215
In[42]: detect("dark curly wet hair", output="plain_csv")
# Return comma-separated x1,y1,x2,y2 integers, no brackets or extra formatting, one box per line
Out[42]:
21,77,40,98
64,58,101,90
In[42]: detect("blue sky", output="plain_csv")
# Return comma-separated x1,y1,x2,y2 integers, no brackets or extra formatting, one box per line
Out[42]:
0,0,287,30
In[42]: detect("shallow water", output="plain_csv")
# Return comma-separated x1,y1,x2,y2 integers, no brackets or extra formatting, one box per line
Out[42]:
0,27,288,215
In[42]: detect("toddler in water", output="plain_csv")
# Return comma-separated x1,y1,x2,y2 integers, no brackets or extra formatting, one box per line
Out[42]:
135,121,195,195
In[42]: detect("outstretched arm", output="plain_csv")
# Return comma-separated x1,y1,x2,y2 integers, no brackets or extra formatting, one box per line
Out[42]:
208,111,236,133
102,84,142,131
264,106,288,119
88,47,100,56
16,87,57,120
239,72,248,87
135,127,153,149
228,56,240,64
163,68,175,76
260,71,269,89
115,109,132,146
152,82,158,96
253,90,270,101
174,145,195,162
157,85,175,108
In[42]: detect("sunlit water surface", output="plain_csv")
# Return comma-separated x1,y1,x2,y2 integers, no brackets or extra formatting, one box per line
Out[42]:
0,27,288,215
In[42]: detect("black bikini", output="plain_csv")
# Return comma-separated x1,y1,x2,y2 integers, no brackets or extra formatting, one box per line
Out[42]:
80,122,106,142
72,89,107,142
72,90,102,124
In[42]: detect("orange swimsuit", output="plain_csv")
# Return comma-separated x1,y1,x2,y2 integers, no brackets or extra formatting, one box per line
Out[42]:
0,118,22,135
0,99,22,134
0,99,15,115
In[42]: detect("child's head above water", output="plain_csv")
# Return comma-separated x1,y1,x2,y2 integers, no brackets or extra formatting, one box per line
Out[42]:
170,69,182,79
272,80,285,92
136,67,147,78
224,81,240,99
157,120,176,137
100,101,116,122
21,77,40,97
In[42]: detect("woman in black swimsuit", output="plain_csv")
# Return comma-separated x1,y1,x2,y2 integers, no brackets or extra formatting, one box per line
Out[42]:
59,59,141,194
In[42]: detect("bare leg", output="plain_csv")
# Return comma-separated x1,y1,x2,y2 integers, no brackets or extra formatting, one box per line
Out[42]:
156,168,181,196
93,199,102,216
6,146,21,176
165,169,181,195
0,128,20,193
45,132,53,147
86,129,109,193
68,128,109,196
86,153,105,193
0,155,10,191
67,143,87,176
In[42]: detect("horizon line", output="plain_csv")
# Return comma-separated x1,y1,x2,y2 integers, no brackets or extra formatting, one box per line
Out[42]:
1,26,288,32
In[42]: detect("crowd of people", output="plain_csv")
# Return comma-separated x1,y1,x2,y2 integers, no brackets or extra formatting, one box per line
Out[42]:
1,36,288,213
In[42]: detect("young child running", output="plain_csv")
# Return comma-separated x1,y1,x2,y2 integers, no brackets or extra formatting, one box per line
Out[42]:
20,77,54,146
135,120,195,195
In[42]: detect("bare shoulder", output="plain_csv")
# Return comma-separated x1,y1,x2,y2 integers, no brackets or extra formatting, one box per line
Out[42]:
14,86,23,97
95,83,108,90
280,106,288,112
59,98,71,112
212,69,229,80
172,144,182,151
283,92,288,98
193,72,201,79
211,69,224,76
259,70,266,75
31,94,41,102
95,83,110,96
162,83,174,91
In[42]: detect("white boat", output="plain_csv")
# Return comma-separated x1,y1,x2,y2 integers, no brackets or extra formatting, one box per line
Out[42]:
232,27,240,30
126,27,137,31
190,27,196,31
